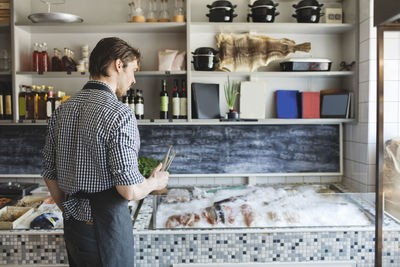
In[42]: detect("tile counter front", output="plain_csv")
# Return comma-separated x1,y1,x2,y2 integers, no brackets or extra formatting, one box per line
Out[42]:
1,196,400,266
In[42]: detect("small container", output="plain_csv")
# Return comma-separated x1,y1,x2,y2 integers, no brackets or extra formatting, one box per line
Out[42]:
146,0,158,22
173,0,185,22
280,58,332,71
159,0,170,22
130,0,146,22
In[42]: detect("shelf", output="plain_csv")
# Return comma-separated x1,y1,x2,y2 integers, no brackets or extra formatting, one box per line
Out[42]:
0,71,11,76
189,119,355,125
11,118,355,126
189,22,355,35
191,71,355,78
15,22,187,34
16,71,187,78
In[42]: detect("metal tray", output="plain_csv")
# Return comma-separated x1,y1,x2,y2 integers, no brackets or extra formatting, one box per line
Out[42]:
28,12,83,23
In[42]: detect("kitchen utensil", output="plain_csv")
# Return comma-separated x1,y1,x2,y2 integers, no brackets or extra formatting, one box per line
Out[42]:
28,0,83,23
206,0,237,22
280,58,332,71
161,145,176,172
247,0,279,23
191,47,219,71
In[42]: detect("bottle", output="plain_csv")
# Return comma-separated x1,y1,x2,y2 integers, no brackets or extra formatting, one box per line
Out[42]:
4,83,12,120
160,79,168,119
25,85,35,120
18,85,26,120
46,86,55,119
55,91,63,109
122,94,129,107
32,43,39,72
135,89,144,120
0,85,3,119
172,79,180,119
62,48,73,72
38,43,45,73
37,85,47,119
51,48,63,71
180,79,187,119
70,50,78,71
128,88,135,113
40,42,49,72
159,0,170,22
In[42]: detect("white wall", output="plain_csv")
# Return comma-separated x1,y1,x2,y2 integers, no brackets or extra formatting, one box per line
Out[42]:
343,0,376,193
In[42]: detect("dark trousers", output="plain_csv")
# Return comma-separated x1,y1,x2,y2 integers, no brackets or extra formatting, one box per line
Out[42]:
64,218,102,267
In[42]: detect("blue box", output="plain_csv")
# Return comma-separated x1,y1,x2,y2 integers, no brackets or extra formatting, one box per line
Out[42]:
276,90,299,118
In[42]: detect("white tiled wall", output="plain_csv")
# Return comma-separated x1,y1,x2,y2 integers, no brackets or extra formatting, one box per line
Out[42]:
343,0,376,193
344,0,400,193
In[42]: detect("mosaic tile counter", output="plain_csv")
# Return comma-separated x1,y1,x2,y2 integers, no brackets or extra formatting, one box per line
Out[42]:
1,196,400,267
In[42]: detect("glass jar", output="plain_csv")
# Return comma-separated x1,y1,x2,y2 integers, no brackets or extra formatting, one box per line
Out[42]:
0,49,10,71
173,0,185,22
131,0,146,22
146,0,158,22
158,0,170,22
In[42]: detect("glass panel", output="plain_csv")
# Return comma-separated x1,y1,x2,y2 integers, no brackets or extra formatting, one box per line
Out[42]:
383,30,400,267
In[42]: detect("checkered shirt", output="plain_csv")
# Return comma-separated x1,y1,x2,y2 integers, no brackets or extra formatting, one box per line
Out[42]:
42,80,145,222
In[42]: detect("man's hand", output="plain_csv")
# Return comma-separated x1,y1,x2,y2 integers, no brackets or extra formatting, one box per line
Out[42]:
149,163,169,191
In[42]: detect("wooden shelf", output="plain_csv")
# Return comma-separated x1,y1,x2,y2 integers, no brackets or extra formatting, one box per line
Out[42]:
16,71,187,78
15,22,187,34
11,118,356,126
191,71,355,78
189,22,355,34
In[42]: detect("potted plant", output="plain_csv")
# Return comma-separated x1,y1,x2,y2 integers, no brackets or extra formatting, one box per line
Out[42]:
224,76,240,120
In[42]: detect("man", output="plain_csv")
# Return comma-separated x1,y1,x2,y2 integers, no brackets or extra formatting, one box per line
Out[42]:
42,37,169,267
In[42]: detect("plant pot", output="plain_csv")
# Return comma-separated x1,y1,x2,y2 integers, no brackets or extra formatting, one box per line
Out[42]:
227,110,240,120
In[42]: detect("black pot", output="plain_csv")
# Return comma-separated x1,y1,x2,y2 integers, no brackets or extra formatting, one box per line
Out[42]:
292,0,323,9
247,0,279,23
206,7,237,22
191,47,219,71
293,7,324,23
206,0,237,22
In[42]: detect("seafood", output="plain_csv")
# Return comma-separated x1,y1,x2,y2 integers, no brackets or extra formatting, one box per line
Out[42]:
202,204,235,225
202,206,218,225
216,33,311,72
165,213,200,228
241,204,255,227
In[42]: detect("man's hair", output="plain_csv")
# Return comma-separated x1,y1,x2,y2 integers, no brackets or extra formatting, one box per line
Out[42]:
89,37,141,78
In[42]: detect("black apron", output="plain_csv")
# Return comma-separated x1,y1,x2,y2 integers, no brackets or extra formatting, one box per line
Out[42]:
87,187,135,267
77,82,135,266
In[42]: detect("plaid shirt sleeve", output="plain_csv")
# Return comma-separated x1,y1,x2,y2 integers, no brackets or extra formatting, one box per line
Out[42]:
41,111,58,180
107,111,145,186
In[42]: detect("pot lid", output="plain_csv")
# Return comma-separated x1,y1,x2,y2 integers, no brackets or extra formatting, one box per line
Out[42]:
207,0,236,9
293,0,323,9
192,47,218,55
250,0,278,8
